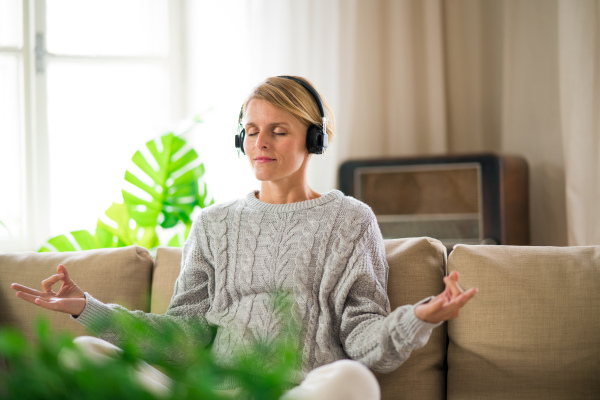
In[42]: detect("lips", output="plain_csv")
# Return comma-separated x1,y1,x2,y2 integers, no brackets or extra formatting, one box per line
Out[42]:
254,157,275,163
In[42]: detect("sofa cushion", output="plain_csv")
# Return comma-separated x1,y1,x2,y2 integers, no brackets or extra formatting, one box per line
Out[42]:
150,247,183,314
0,246,154,341
447,244,600,400
375,237,447,400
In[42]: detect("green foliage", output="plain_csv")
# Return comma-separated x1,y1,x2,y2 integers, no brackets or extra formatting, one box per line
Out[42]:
124,133,207,229
0,219,10,236
39,126,213,252
0,294,302,400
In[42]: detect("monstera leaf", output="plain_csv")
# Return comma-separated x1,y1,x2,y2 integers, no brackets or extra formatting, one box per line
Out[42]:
38,203,159,252
96,202,159,249
166,222,193,247
123,133,208,230
38,230,101,252
38,129,212,252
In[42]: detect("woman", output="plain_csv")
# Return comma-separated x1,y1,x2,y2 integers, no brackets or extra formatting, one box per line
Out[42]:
12,76,477,400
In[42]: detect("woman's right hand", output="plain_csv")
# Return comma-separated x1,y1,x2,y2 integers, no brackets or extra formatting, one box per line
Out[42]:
11,264,87,317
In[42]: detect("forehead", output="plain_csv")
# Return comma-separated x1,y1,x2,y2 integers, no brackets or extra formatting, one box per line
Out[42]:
244,99,301,126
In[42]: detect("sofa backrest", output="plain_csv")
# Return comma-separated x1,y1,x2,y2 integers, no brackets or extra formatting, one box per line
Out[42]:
447,244,600,400
150,246,183,314
0,246,154,342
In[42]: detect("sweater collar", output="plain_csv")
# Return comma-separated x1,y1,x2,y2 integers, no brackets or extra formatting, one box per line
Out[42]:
244,190,344,212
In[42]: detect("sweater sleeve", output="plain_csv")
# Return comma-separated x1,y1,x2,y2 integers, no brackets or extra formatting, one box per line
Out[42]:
338,216,441,373
73,213,215,366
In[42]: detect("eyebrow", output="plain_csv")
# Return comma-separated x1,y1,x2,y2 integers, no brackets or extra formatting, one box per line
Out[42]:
244,121,291,128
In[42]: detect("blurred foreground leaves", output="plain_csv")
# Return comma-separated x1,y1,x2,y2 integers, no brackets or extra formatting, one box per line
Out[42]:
0,293,301,400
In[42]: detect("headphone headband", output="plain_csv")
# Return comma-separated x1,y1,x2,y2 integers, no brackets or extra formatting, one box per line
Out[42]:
277,75,326,119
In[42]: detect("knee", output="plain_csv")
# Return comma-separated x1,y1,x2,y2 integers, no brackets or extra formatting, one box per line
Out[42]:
319,359,374,381
72,336,123,361
312,360,378,387
293,360,380,400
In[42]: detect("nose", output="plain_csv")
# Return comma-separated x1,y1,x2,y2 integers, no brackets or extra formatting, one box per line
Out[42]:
255,131,269,149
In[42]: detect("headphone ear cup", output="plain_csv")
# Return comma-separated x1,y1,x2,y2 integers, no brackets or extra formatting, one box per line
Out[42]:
306,125,325,154
235,128,246,155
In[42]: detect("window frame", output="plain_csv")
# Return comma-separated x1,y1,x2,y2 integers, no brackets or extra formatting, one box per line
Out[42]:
0,0,184,252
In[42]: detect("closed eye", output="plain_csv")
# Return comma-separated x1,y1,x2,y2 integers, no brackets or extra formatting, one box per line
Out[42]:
247,131,286,137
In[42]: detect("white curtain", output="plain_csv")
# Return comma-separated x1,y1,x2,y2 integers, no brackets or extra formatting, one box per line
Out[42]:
444,0,599,245
557,0,600,246
335,0,448,159
183,0,600,246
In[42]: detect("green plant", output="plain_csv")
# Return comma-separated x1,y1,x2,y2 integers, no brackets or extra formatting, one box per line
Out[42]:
39,122,213,252
0,220,10,236
0,294,301,400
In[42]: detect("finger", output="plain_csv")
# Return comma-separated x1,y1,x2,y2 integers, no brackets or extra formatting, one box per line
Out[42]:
57,264,72,284
11,283,44,297
15,291,43,305
447,288,478,308
33,297,61,311
459,287,478,300
444,276,464,297
41,274,65,293
461,287,478,301
425,296,447,312
448,271,459,281
447,271,468,293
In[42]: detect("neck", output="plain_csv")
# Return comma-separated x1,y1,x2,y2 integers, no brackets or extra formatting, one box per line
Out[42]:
257,182,321,204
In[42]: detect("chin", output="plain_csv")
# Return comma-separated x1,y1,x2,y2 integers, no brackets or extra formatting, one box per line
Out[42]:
252,171,276,182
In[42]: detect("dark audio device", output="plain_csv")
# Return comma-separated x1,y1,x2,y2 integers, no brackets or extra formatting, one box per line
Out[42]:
339,153,530,250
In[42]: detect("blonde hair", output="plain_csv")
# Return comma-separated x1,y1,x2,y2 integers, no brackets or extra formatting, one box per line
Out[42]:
241,76,335,146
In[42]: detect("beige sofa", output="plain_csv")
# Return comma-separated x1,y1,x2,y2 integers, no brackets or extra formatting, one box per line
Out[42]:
1,238,599,399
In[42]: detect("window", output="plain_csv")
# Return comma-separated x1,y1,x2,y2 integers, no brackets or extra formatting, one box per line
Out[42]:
0,0,182,251
0,0,26,250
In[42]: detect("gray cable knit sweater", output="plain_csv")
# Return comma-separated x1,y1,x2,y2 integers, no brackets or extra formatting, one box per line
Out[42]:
75,190,438,388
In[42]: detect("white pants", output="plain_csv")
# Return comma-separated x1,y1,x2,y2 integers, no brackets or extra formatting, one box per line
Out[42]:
69,336,380,400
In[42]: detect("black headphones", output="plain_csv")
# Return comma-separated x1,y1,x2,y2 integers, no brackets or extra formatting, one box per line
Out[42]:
235,76,328,155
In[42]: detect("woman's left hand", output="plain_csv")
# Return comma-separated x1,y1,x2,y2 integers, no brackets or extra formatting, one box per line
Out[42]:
414,271,478,323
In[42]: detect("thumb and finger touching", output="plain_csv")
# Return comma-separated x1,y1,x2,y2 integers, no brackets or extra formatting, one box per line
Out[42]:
12,264,85,313
419,273,479,323
57,264,73,284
